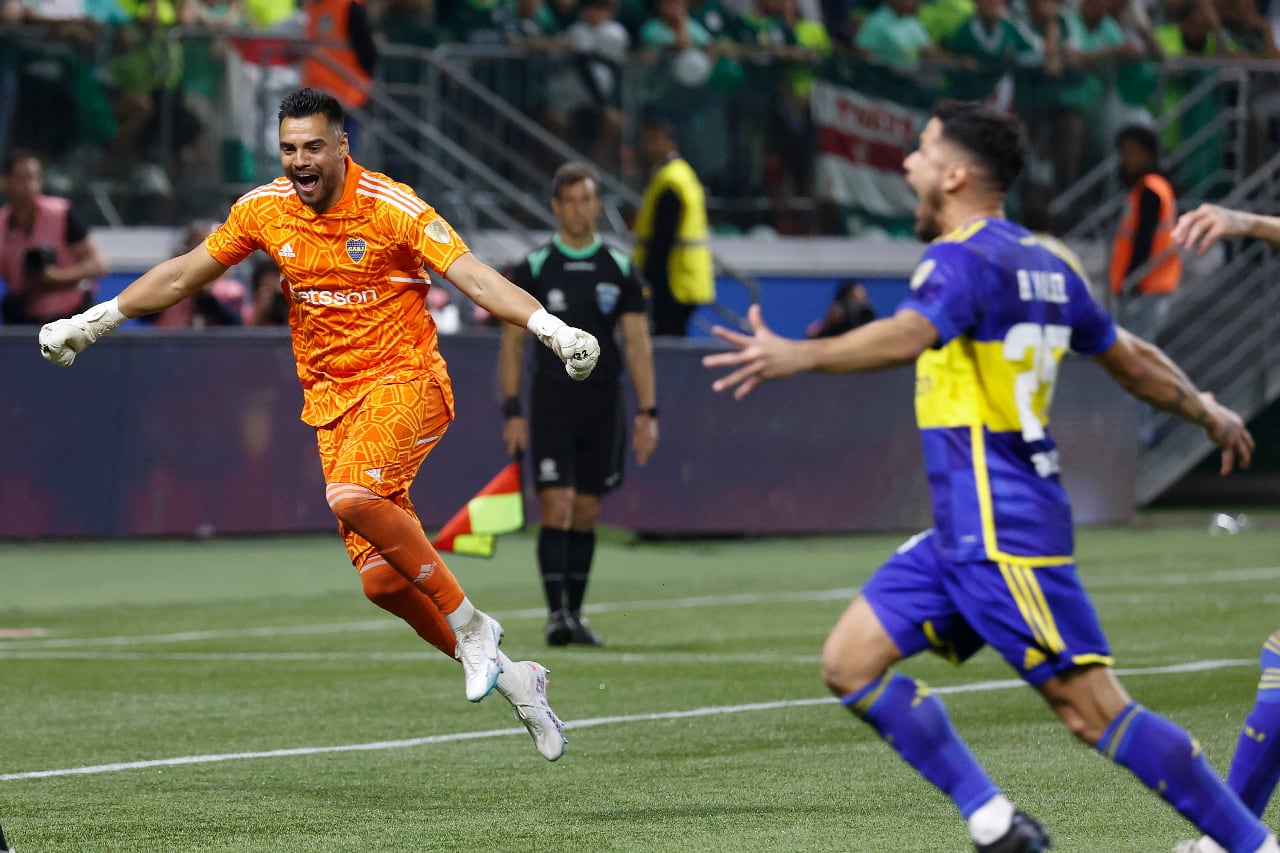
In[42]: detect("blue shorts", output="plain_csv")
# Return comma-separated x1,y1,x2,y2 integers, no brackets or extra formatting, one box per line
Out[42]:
862,529,1113,686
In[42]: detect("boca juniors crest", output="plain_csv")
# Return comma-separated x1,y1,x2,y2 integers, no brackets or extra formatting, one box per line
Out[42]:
595,282,621,314
346,237,367,263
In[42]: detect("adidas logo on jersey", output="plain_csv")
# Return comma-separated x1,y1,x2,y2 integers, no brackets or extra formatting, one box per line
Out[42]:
279,241,296,258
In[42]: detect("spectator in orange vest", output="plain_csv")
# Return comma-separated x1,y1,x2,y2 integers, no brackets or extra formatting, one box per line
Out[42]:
1110,123,1182,343
0,150,109,326
302,0,378,151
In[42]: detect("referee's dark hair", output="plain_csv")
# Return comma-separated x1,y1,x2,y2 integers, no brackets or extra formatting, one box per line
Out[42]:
551,161,598,200
933,99,1027,194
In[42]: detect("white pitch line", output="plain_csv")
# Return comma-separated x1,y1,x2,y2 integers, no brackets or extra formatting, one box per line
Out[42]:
0,657,1254,783
0,649,822,665
0,588,861,650
2,562,1277,652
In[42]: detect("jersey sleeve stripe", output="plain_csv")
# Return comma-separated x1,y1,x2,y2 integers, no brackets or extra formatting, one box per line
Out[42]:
390,276,430,284
357,188,428,220
236,185,297,205
357,175,428,215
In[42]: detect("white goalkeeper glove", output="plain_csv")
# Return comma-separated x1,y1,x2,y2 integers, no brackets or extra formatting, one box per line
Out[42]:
527,308,600,381
38,298,127,367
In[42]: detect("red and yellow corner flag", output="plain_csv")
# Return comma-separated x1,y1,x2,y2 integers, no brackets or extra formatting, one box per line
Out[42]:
432,461,524,557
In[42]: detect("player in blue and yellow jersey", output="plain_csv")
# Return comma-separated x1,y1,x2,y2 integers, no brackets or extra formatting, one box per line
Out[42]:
1170,203,1280,853
704,100,1273,853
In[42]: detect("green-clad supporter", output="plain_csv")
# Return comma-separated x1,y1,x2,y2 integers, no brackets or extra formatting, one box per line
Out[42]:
1155,0,1236,196
1065,0,1146,157
855,0,933,71
918,0,973,44
946,0,1038,101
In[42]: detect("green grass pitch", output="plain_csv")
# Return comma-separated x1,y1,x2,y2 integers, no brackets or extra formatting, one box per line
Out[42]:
0,519,1276,851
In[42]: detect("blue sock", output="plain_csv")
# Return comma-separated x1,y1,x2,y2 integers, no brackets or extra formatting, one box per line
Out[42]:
1099,702,1269,852
1227,633,1280,817
843,673,1000,818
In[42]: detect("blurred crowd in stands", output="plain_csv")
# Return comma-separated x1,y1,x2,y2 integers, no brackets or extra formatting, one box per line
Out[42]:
1,0,1279,240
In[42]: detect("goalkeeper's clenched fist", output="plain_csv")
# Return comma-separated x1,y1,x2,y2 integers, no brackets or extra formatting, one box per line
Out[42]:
38,298,127,366
527,307,600,381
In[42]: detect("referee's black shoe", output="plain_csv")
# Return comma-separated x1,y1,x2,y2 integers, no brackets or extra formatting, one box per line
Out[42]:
568,613,603,646
976,811,1052,853
545,610,573,646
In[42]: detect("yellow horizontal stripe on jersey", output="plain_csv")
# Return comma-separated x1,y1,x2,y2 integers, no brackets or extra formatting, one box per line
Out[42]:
915,339,1064,434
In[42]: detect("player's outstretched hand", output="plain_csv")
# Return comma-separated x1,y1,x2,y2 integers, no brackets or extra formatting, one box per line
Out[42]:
38,299,126,367
1200,392,1255,475
702,304,809,399
551,326,600,381
1172,204,1250,256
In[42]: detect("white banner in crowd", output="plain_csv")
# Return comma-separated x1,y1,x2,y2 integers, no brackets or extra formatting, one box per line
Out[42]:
810,81,928,219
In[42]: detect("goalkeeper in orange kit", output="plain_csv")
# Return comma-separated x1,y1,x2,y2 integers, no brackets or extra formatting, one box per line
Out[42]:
37,87,600,762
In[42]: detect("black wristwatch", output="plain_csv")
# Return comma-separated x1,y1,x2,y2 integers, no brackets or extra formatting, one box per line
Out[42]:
638,406,659,419
502,397,522,419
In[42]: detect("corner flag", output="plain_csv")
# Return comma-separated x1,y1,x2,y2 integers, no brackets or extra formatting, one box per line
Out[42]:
432,460,524,557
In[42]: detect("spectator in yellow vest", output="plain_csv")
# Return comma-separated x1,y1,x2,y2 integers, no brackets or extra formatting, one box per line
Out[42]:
1110,124,1181,343
632,114,715,337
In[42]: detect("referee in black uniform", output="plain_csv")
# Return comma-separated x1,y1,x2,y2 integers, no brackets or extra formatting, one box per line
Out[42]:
500,161,658,646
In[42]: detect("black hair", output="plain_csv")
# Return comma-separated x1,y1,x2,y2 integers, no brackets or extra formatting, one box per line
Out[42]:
552,161,598,199
2,148,41,176
933,99,1027,194
1115,123,1160,160
278,88,346,136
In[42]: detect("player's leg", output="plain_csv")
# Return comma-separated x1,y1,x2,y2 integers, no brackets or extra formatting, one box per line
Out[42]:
566,491,603,645
963,560,1275,853
1177,630,1280,853
318,375,502,702
562,384,623,646
531,377,582,645
352,542,566,760
828,532,1040,851
537,486,575,645
1228,630,1280,816
1039,665,1275,853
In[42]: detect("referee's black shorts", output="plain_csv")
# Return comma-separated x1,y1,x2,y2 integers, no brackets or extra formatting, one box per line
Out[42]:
529,378,626,496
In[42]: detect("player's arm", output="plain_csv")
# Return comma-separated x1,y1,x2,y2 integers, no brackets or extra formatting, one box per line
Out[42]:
1172,203,1280,255
619,311,658,465
38,244,231,367
446,252,600,381
703,304,938,399
498,320,529,458
1095,327,1254,474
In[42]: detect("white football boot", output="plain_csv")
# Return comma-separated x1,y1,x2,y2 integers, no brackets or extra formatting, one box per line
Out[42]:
498,660,566,761
453,610,504,702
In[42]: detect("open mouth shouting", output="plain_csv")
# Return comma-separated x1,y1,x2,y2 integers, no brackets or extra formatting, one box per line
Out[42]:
292,171,321,195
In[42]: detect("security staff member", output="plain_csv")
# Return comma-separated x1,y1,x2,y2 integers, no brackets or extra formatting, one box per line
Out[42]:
501,161,658,646
633,114,714,337
1110,124,1181,343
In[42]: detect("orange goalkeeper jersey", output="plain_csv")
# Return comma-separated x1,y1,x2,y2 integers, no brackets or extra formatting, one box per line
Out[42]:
206,158,469,427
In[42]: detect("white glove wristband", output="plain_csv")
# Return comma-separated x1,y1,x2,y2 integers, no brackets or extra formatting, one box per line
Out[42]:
81,298,127,342
527,307,567,348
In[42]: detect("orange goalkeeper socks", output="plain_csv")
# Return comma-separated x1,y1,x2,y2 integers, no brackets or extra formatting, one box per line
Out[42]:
328,483,467,617
359,556,456,658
